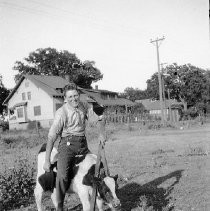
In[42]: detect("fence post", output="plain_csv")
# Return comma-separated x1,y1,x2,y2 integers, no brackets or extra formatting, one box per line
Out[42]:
36,121,40,137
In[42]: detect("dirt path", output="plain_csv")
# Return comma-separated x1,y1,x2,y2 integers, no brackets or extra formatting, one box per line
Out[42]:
9,123,210,211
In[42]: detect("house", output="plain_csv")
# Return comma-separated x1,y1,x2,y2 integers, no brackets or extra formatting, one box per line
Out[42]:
82,87,135,114
3,75,134,130
3,75,95,130
136,99,183,121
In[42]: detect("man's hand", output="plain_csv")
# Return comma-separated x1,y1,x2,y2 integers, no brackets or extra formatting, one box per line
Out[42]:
43,160,51,172
98,115,104,121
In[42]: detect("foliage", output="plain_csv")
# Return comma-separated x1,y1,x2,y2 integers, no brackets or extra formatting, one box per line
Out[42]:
163,63,208,110
0,154,36,210
0,74,10,116
1,135,26,149
179,107,199,120
121,87,148,101
0,120,9,131
146,63,209,111
103,105,128,115
130,103,146,114
27,120,41,130
0,130,48,150
145,73,159,100
13,47,103,88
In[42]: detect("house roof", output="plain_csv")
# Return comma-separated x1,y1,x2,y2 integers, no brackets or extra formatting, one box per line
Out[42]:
81,89,135,106
26,75,69,89
96,89,118,94
3,75,69,104
4,75,96,104
136,99,183,110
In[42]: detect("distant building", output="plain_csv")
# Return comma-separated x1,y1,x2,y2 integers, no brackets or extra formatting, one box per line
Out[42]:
136,99,183,121
83,86,135,114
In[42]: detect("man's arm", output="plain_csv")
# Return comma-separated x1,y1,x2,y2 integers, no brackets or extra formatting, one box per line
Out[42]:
45,137,56,163
43,108,65,172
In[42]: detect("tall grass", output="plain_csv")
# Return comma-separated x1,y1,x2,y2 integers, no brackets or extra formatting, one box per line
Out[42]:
0,151,36,210
0,129,48,151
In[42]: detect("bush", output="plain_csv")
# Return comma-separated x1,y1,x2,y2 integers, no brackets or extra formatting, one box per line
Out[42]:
0,155,36,210
0,120,9,131
1,135,26,149
27,120,41,130
181,107,198,120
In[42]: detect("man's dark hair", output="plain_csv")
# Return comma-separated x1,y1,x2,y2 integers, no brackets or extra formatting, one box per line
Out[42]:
63,83,80,97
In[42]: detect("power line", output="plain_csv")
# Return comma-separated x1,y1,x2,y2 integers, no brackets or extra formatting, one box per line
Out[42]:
0,0,146,38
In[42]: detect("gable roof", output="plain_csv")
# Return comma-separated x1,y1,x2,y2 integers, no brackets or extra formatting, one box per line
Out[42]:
3,75,70,105
26,74,69,89
81,89,135,106
136,99,183,110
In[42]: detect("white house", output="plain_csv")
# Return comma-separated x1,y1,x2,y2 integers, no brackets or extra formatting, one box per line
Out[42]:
3,75,135,130
3,75,94,130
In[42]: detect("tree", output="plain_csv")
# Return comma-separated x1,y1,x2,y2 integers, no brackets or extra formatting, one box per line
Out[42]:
204,69,210,102
164,63,208,110
13,48,103,88
146,73,159,100
146,63,208,111
121,87,147,101
0,75,10,117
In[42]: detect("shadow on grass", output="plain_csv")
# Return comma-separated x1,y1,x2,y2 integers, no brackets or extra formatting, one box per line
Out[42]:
117,170,184,211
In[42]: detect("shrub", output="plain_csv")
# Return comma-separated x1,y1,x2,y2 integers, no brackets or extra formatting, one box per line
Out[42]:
0,120,9,131
147,121,162,130
1,135,26,149
181,107,198,120
27,120,41,130
0,154,36,210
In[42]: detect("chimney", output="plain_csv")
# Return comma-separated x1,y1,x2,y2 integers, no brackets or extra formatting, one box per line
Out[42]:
95,85,98,90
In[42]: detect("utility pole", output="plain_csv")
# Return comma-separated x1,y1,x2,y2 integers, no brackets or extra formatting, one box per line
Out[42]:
160,62,167,120
150,36,165,125
167,89,172,123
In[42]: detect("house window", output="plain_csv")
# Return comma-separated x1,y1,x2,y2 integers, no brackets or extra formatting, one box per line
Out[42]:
27,92,31,100
56,103,63,111
34,106,41,116
22,93,26,100
25,81,29,87
17,108,24,118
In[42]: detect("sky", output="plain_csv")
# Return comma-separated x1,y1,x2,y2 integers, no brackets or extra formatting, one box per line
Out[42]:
0,0,209,93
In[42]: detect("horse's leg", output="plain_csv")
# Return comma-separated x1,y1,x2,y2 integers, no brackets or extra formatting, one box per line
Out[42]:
51,188,58,210
96,197,103,211
34,182,44,211
78,188,90,211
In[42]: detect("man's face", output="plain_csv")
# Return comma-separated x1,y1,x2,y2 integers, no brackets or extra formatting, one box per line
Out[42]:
65,90,80,108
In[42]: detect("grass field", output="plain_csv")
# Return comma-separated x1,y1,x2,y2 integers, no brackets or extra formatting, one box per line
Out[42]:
0,121,210,211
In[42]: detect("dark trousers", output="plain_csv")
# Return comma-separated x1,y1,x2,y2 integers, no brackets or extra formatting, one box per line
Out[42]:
56,135,89,208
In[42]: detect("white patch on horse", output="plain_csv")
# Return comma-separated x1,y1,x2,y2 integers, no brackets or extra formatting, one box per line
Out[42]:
104,177,117,198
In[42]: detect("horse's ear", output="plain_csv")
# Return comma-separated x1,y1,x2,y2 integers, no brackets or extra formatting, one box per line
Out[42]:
113,174,118,181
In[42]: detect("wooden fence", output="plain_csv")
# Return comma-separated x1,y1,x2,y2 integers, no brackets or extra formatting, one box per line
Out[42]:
104,113,206,129
104,114,159,124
